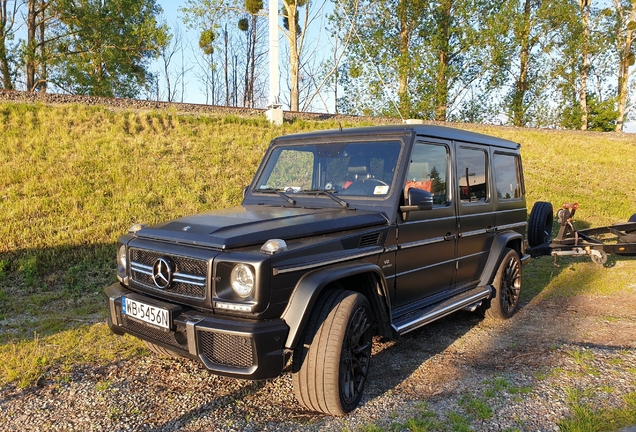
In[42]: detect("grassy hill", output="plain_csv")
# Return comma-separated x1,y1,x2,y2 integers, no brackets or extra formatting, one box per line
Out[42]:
0,101,634,387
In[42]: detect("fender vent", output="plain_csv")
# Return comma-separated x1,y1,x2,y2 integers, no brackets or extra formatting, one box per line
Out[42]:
359,233,381,247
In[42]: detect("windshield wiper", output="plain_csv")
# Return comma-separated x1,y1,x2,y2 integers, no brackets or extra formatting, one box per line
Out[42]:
305,189,351,209
255,188,296,205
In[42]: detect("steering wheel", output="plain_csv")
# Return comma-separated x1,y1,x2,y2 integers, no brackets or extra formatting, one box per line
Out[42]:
345,178,389,195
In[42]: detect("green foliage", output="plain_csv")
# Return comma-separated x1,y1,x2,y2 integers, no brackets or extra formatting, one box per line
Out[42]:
244,0,263,14
49,0,169,97
199,28,216,54
560,94,618,131
237,18,249,32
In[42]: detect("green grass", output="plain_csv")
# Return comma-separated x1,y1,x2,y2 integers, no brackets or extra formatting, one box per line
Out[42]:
1,101,635,403
558,391,636,432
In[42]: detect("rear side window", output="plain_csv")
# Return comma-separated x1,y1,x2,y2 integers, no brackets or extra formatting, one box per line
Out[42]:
457,147,488,203
494,153,522,200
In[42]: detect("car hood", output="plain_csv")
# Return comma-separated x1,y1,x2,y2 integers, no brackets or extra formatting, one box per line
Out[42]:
135,206,388,249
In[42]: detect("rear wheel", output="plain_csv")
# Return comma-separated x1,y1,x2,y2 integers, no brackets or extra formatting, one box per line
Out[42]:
481,248,522,320
292,290,373,416
528,201,554,247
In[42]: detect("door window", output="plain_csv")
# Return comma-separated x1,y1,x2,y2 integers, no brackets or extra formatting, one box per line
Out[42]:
405,143,449,205
457,147,488,203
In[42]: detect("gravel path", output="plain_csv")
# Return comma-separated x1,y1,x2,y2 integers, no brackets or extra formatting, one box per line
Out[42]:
2,293,636,432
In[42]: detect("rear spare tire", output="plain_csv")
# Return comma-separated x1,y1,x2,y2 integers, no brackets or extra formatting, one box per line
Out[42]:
528,201,554,247
292,290,373,416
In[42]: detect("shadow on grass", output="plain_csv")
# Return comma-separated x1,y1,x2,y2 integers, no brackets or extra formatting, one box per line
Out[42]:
0,243,116,343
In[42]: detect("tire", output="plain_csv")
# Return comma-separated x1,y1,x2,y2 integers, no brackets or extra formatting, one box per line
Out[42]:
292,290,373,416
528,201,554,247
481,248,522,320
144,341,184,358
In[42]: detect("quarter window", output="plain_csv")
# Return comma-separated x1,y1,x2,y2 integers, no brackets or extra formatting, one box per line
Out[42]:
494,153,522,200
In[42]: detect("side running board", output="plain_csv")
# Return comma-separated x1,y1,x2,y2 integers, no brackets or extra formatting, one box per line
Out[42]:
392,286,493,335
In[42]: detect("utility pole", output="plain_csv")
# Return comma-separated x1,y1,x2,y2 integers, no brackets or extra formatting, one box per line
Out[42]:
266,0,283,125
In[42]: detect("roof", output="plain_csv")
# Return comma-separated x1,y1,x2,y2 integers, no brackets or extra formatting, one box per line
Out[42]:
273,124,520,151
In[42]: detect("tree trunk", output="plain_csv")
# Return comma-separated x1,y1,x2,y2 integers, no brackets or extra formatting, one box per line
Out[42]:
224,26,229,106
26,0,37,91
512,0,532,127
38,0,46,93
615,2,635,132
249,14,257,108
434,0,452,122
284,1,300,112
0,0,16,89
397,0,411,117
578,0,590,130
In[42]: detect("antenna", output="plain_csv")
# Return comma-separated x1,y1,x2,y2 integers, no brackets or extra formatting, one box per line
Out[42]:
334,0,405,122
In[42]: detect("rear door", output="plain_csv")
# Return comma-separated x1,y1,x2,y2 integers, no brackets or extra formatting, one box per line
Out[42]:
455,144,495,289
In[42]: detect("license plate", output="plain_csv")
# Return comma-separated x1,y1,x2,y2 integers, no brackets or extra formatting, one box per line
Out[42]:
122,297,170,329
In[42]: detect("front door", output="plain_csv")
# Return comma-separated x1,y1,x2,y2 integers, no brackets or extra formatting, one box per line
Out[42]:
394,141,457,308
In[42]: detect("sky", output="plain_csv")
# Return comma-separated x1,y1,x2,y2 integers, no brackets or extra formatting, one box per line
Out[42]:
155,1,636,132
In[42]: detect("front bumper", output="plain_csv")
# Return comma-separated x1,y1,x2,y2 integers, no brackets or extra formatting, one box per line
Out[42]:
105,283,289,380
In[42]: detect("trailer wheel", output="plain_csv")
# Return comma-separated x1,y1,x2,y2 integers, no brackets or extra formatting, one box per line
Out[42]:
528,201,554,247
292,290,373,416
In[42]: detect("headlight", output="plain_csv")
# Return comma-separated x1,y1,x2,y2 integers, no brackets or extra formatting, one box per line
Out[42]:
117,245,127,273
230,264,255,298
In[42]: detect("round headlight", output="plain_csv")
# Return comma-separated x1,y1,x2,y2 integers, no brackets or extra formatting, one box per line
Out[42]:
230,264,255,298
117,245,127,272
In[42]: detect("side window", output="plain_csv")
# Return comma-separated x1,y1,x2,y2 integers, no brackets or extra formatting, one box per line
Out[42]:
405,143,449,205
457,147,488,203
494,153,522,200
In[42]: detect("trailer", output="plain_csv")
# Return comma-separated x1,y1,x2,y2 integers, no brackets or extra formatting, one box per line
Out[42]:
526,201,636,266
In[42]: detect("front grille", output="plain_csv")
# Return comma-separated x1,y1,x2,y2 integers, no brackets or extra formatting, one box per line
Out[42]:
198,331,254,369
130,248,208,299
121,315,188,351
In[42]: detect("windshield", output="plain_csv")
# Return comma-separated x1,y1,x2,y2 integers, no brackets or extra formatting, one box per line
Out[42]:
254,140,403,198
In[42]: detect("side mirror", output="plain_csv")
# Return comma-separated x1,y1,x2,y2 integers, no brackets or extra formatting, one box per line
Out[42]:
400,188,434,214
243,186,249,198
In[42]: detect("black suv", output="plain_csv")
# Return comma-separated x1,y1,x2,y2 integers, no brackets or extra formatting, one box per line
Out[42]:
105,124,529,415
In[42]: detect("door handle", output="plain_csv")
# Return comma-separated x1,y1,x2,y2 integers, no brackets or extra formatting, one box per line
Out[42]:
444,233,456,241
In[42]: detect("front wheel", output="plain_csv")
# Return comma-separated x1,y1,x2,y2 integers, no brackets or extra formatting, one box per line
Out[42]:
292,290,373,416
480,248,522,320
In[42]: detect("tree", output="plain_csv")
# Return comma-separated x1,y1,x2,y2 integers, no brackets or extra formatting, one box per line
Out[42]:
606,0,636,131
24,0,54,92
50,0,169,98
238,0,263,107
335,0,488,120
0,0,22,89
333,0,424,117
281,0,307,111
482,0,560,127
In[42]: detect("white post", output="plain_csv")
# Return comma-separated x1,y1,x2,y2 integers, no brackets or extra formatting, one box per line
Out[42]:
266,0,283,126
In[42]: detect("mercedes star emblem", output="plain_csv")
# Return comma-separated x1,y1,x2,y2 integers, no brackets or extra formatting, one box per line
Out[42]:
152,257,174,289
